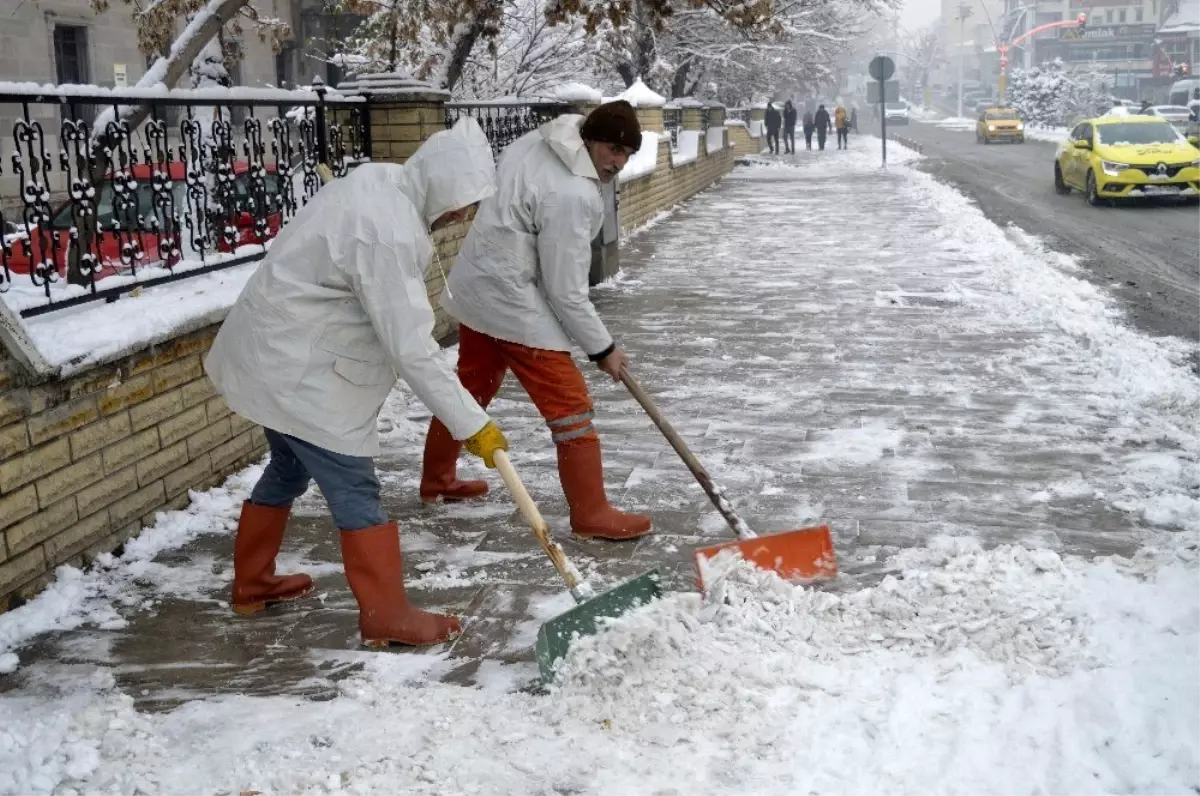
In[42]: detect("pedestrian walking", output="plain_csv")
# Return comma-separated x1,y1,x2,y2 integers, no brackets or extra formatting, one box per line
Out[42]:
205,118,509,648
765,101,782,154
850,107,859,133
814,104,832,151
835,104,849,149
782,100,798,154
430,100,653,542
802,109,815,150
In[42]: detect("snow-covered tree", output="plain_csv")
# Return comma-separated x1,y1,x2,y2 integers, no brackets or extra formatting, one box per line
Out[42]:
455,0,588,98
1007,58,1110,128
329,0,504,92
898,26,941,101
585,0,887,101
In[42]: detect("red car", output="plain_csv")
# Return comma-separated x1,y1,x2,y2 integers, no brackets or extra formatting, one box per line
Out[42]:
2,160,284,282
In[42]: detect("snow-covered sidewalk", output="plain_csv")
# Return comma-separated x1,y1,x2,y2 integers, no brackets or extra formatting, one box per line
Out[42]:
0,142,1196,795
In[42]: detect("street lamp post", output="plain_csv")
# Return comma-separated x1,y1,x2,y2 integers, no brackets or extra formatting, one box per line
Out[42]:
957,3,974,118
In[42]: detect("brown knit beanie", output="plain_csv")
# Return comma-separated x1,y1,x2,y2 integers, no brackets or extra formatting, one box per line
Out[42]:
580,100,642,152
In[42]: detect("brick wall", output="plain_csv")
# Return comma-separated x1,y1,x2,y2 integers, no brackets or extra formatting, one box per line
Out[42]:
0,327,265,609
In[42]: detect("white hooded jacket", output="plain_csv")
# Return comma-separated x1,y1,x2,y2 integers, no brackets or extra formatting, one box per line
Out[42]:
204,119,495,458
441,115,613,357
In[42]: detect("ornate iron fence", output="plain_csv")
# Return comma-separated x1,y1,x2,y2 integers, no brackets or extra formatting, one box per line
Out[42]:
445,100,572,157
0,82,369,317
727,108,752,123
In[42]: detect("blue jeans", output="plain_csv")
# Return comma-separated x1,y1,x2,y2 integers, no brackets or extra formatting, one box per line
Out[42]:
249,429,387,531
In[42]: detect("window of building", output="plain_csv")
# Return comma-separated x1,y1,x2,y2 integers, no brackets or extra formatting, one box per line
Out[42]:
53,25,95,124
1136,7,1144,21
1105,9,1114,22
1118,9,1127,22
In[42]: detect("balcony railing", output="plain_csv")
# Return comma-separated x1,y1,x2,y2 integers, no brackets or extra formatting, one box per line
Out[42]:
0,82,369,317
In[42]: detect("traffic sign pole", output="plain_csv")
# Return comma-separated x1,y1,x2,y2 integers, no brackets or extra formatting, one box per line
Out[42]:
870,55,896,168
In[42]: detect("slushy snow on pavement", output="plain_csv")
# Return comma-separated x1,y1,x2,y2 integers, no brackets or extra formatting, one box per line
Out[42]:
0,141,1197,795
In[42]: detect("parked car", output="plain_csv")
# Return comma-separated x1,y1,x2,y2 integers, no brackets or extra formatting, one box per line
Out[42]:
2,161,283,281
1139,105,1193,132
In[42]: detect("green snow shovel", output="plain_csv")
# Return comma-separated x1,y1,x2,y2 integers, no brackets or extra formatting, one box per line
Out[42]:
493,450,662,682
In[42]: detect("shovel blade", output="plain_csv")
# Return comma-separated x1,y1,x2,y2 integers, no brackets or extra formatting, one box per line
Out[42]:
535,570,662,682
694,525,837,590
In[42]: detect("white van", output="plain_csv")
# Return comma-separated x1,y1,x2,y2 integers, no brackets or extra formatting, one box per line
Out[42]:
1168,77,1200,108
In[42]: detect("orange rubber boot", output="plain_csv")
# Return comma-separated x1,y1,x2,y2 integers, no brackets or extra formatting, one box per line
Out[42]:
557,437,652,541
340,523,462,647
231,501,314,615
419,419,488,503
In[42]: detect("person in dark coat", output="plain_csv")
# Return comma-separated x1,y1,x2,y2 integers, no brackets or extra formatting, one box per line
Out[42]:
764,102,782,154
850,107,859,133
802,108,815,149
782,101,798,154
814,104,832,151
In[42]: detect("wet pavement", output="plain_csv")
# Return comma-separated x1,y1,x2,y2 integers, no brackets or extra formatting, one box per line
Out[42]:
2,149,1173,709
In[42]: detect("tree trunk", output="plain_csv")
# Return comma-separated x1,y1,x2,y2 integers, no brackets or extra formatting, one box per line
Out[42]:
441,1,504,92
671,58,693,99
73,0,249,286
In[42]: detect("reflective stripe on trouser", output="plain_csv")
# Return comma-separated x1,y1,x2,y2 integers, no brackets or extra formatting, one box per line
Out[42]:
452,325,598,443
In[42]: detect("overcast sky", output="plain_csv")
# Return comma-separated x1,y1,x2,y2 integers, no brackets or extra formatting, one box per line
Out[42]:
899,0,942,31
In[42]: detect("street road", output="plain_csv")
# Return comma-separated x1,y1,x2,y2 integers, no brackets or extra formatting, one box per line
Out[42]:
899,120,1199,347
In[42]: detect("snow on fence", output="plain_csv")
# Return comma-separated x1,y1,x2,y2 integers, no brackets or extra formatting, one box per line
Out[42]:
444,99,573,158
0,82,369,319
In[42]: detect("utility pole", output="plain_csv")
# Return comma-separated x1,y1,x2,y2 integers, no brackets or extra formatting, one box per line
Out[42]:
957,3,974,118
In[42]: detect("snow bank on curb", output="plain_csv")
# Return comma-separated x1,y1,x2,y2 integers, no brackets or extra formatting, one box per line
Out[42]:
1,536,1195,795
0,467,259,670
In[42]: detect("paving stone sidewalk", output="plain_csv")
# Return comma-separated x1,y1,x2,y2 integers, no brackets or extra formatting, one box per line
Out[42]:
2,149,1164,708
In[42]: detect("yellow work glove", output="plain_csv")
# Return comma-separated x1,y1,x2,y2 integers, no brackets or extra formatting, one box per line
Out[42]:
463,421,509,469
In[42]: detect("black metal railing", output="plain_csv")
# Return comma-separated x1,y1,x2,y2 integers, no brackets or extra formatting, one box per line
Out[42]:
0,82,369,317
700,106,712,130
445,100,571,157
663,107,682,149
727,108,751,123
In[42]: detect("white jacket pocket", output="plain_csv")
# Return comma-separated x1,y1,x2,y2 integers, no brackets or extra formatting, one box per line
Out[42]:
332,356,397,386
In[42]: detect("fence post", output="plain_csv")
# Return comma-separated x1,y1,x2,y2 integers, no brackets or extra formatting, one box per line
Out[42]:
348,73,450,165
680,97,704,132
314,77,330,167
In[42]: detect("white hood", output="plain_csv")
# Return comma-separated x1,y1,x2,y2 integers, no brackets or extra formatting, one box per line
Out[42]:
394,116,498,227
540,115,600,181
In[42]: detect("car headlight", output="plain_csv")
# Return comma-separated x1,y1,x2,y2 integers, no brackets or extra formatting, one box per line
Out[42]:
1016,122,1024,129
987,125,996,131
1101,160,1130,176
1192,158,1200,167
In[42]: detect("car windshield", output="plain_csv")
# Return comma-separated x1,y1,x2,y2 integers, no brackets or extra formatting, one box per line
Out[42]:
986,110,1019,119
886,103,906,110
1096,122,1181,146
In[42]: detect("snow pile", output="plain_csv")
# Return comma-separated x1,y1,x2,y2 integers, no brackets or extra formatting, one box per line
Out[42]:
705,125,726,154
552,82,603,103
673,130,701,165
0,467,256,669
619,131,661,181
618,78,666,108
1,536,1195,795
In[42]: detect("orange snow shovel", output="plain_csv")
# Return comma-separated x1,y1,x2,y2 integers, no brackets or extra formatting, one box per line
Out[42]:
621,371,837,591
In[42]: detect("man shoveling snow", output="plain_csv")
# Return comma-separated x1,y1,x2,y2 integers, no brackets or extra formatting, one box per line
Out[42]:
204,118,510,648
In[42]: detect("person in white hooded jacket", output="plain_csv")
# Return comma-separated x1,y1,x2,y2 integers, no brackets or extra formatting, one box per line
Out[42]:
421,100,652,541
204,118,509,648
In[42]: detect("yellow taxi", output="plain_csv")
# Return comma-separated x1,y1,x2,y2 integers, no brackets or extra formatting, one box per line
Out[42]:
1054,114,1200,206
975,107,1025,144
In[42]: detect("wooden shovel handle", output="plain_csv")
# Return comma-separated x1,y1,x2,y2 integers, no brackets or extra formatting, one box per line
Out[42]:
493,449,589,597
621,371,757,540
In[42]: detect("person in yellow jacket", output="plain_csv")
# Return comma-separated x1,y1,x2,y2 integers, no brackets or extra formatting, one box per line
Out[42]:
835,105,850,150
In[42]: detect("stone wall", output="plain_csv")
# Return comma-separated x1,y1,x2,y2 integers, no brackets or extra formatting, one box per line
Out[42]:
0,327,264,609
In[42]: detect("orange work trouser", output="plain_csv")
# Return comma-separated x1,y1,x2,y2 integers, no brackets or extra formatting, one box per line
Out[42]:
455,324,597,444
